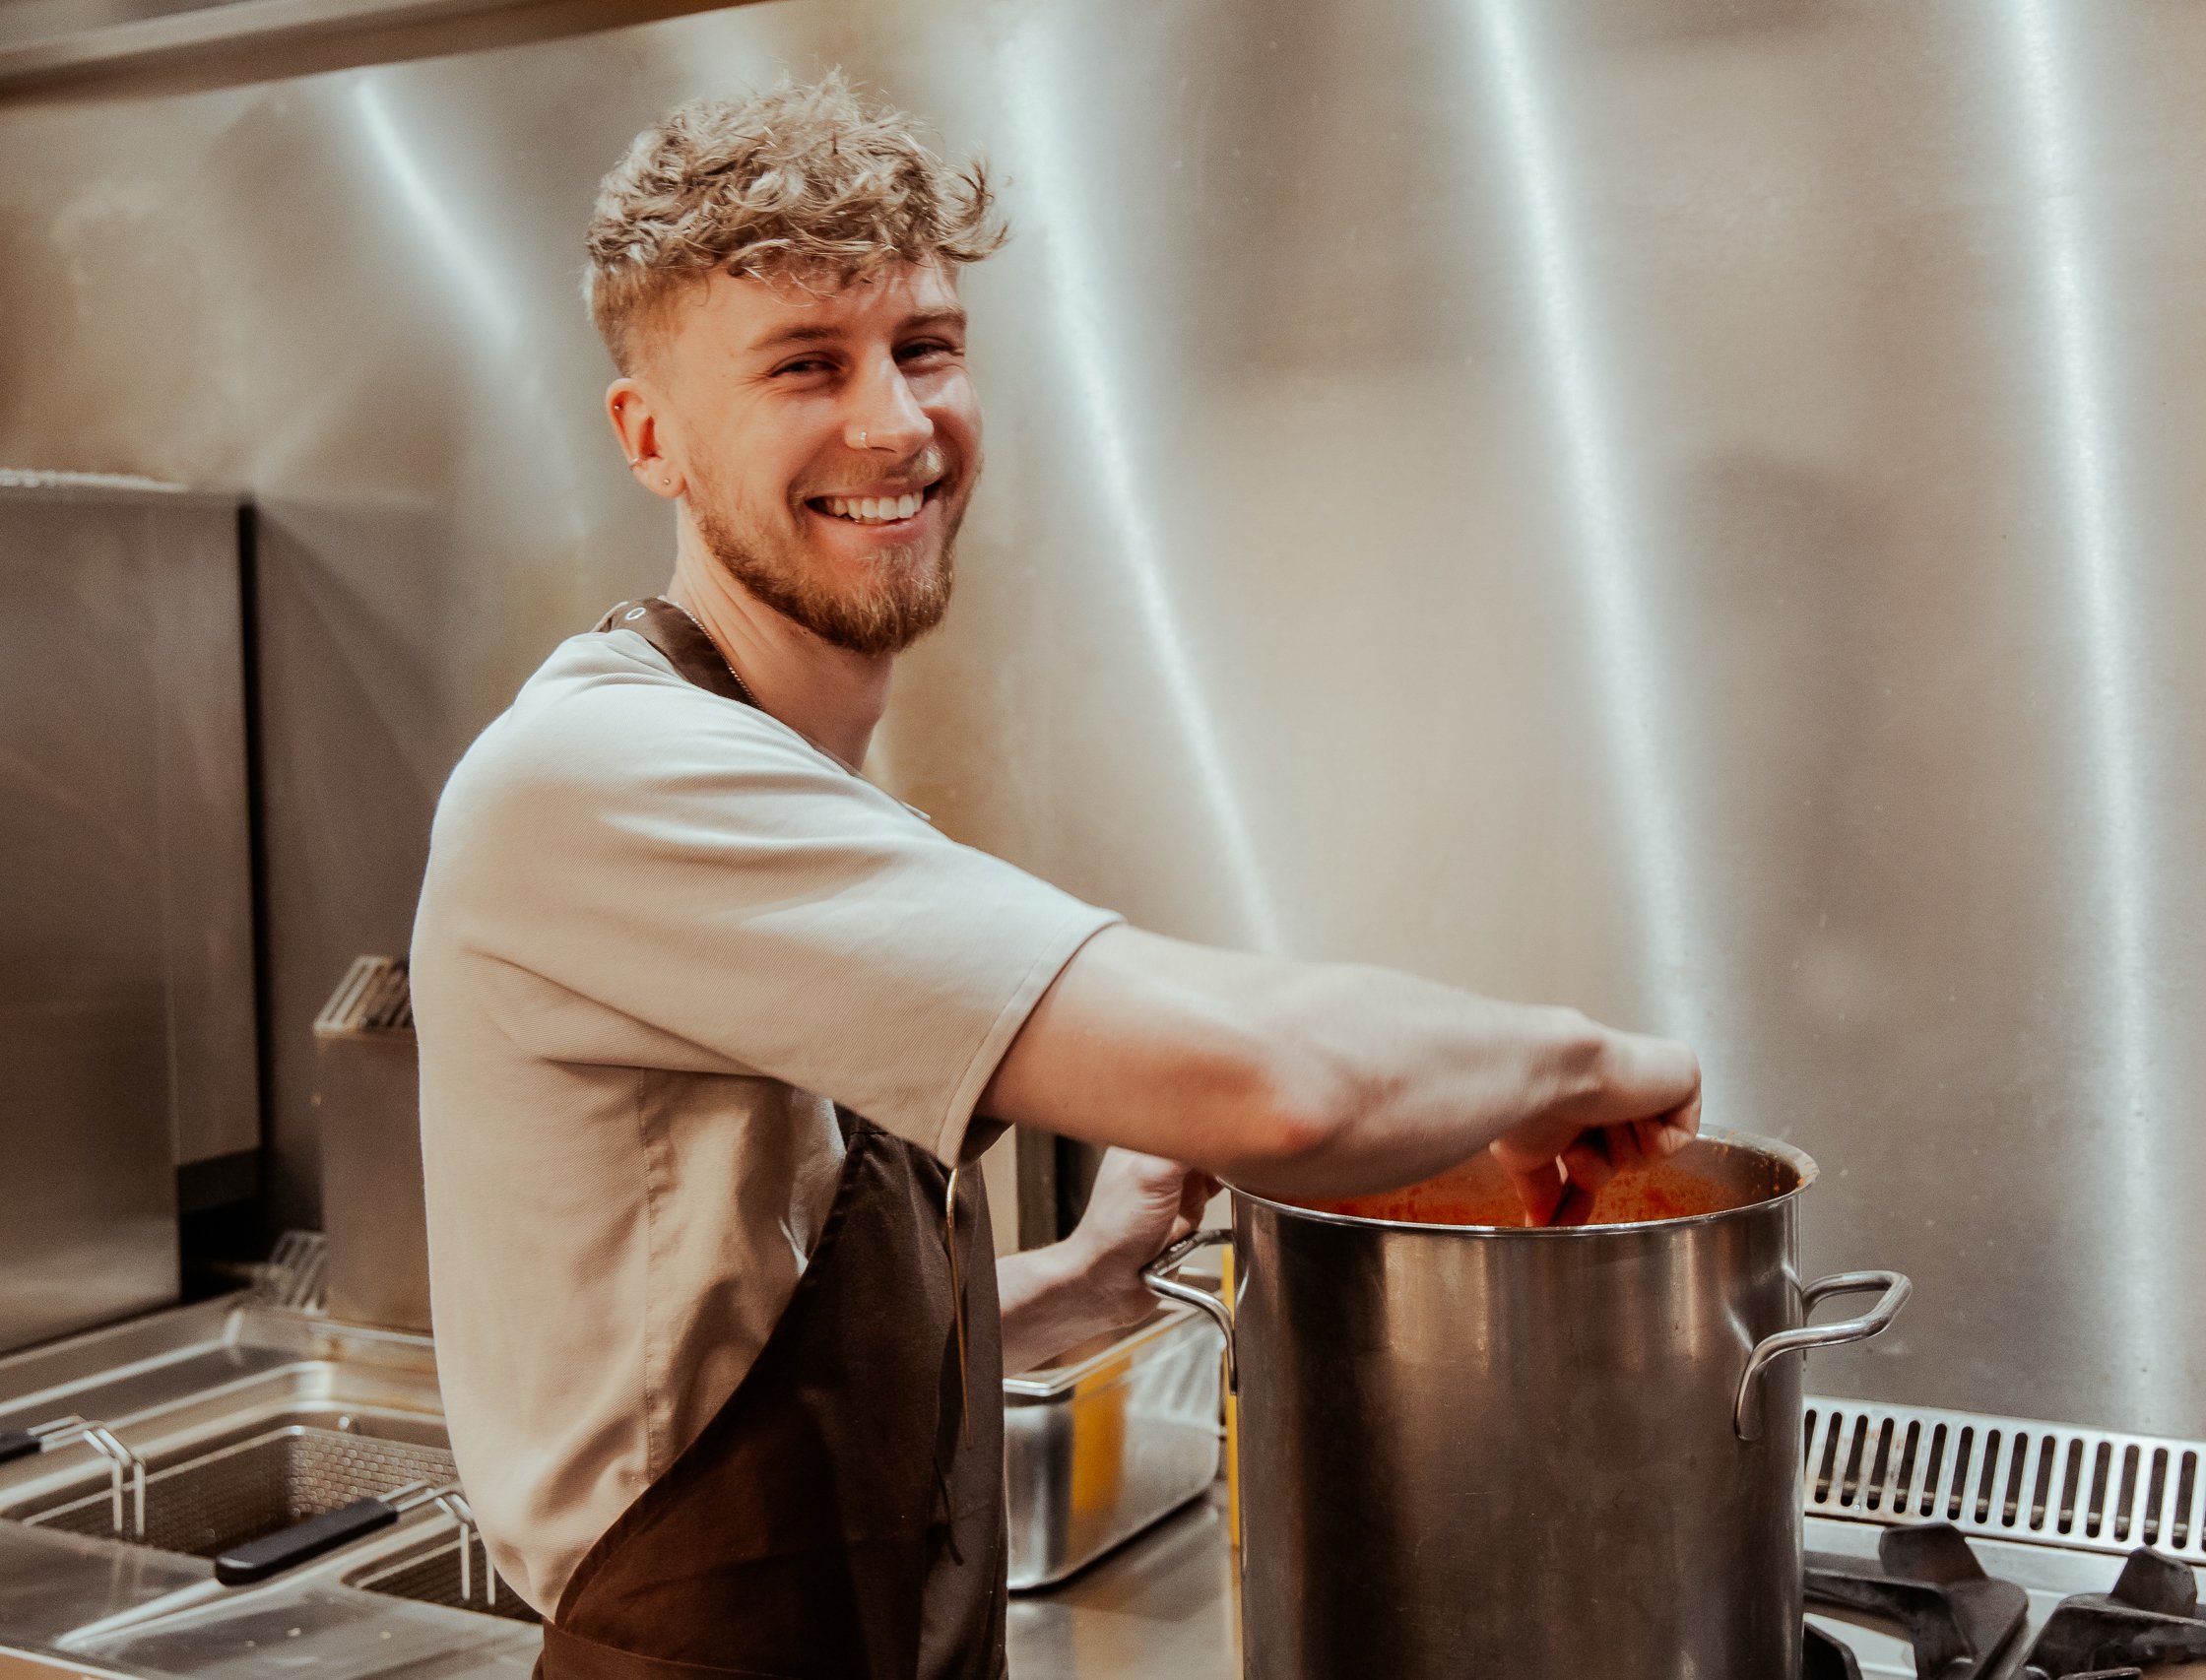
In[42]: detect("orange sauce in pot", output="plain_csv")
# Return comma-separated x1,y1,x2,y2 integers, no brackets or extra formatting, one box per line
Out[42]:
1296,1154,1759,1228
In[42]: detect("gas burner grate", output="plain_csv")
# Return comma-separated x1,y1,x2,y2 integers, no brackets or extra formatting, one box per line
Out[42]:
1803,1398,2206,1566
2016,1544,2206,1678
1805,1521,2029,1677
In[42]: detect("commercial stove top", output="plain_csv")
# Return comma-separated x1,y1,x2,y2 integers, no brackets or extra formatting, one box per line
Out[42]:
1801,1396,2206,1677
1802,1516,2206,1678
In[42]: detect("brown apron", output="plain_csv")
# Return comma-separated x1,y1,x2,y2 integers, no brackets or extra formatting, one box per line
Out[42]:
535,597,1008,1680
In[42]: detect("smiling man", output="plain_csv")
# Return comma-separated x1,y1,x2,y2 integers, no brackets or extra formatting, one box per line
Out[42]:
411,74,1702,1680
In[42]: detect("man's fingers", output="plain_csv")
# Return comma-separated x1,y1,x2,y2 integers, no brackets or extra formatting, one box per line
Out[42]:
1167,1170,1216,1238
1560,1137,1614,1196
1667,1088,1703,1141
1627,1093,1700,1162
1605,1123,1648,1173
1551,1183,1598,1227
1501,1156,1566,1225
1650,1119,1692,1156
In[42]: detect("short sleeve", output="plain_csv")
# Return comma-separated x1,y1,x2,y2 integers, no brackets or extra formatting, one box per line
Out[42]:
419,634,1120,1163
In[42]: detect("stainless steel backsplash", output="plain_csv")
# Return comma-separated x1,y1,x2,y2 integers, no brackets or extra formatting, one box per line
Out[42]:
2,0,2201,1431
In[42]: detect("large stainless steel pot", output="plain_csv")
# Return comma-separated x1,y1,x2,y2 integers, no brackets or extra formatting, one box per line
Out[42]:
1143,1130,1909,1680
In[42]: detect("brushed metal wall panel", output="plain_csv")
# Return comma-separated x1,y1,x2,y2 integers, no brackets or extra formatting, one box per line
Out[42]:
0,0,2202,1430
0,484,255,1350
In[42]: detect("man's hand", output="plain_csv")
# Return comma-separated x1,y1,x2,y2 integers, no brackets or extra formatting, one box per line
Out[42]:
1487,1027,1702,1223
996,1148,1216,1375
1061,1148,1219,1325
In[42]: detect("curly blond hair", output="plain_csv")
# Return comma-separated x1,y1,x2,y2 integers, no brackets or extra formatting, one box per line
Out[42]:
584,71,1006,373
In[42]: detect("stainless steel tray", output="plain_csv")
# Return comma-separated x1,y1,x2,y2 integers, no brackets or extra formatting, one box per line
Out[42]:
1004,1303,1223,1590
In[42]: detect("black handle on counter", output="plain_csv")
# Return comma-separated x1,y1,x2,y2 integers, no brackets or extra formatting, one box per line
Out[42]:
0,1430,41,1464
215,1497,399,1585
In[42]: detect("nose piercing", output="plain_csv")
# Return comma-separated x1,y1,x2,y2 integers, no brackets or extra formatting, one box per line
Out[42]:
856,429,869,448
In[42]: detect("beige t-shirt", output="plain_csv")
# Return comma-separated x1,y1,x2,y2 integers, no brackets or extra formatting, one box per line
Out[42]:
410,627,1117,1617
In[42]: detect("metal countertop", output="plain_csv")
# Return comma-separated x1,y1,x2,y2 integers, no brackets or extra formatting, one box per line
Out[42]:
22,1300,2191,1680
1008,1486,1239,1680
1010,1494,2206,1680
0,1289,1240,1680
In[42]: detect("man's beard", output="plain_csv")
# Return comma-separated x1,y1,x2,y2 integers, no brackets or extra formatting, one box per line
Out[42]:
689,467,964,658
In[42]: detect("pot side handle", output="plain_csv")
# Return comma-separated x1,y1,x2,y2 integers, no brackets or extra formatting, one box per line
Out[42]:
1141,1228,1237,1392
1733,1270,1913,1443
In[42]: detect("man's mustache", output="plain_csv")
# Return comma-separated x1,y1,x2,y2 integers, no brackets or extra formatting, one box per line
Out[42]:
804,443,951,499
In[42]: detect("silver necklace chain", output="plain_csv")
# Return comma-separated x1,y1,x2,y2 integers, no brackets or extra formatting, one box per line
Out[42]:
656,595,761,710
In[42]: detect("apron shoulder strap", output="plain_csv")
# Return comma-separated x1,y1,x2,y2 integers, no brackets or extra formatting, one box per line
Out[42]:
598,598,758,709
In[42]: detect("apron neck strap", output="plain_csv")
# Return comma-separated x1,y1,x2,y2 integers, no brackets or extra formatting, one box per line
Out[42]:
597,598,758,709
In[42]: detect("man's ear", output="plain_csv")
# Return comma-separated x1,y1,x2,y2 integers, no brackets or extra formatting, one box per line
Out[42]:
607,379,683,500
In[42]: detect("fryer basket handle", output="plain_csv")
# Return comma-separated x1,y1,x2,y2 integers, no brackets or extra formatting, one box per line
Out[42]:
213,1479,453,1586
1734,1270,1913,1442
215,1497,399,1585
1141,1228,1237,1392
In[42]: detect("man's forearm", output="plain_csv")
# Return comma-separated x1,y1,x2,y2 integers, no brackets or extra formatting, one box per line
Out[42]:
997,1243,1114,1377
983,926,1700,1206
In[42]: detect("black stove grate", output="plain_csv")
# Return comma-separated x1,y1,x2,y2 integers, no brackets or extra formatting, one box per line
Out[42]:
1801,1516,2206,1680
1806,1520,2029,1679
2018,1542,2206,1678
1803,1623,1863,1680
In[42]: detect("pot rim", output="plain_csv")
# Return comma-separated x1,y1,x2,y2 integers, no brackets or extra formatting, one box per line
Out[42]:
1229,1127,1821,1238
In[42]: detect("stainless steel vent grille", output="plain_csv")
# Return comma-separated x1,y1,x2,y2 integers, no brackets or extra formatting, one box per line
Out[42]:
249,1229,328,1314
1803,1397,2206,1564
314,955,413,1037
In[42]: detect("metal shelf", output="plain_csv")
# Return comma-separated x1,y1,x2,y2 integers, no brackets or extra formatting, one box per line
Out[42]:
0,0,740,94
